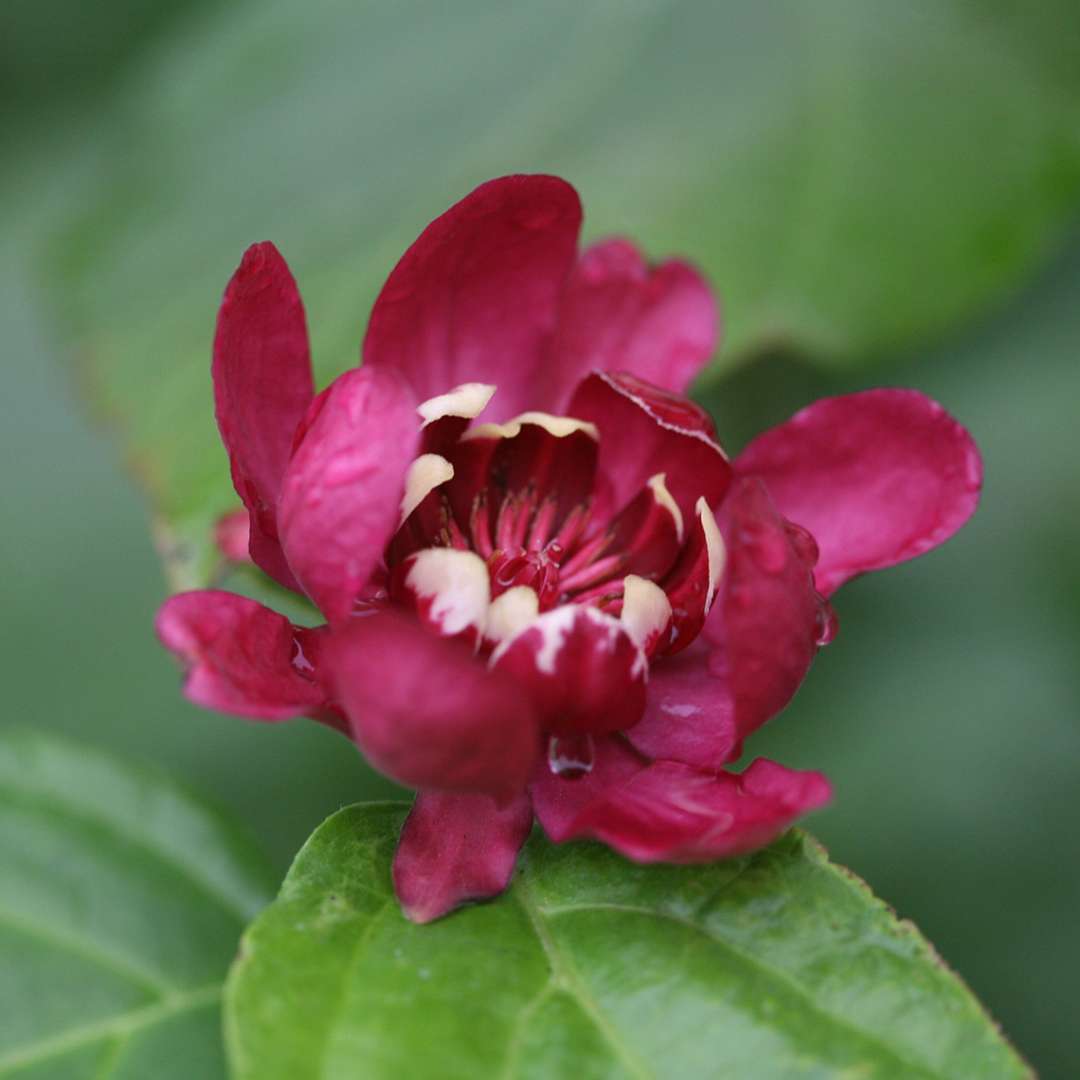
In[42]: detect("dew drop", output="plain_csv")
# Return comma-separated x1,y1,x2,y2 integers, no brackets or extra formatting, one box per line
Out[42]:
814,602,839,647
547,733,595,779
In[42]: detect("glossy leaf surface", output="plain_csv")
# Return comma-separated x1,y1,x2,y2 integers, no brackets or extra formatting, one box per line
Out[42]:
227,803,1027,1079
0,731,275,1079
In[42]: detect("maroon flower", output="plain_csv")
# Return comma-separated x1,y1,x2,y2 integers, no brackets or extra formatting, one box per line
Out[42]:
156,176,982,922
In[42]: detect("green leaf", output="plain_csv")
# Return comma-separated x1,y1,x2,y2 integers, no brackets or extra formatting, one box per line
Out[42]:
0,730,275,1079
226,803,1027,1079
44,0,1080,589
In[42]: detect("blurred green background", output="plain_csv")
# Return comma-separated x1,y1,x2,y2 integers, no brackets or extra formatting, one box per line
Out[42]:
3,1,1078,1076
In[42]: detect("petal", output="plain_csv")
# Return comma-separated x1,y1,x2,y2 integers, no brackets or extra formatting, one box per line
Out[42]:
491,605,647,737
418,382,496,456
278,366,420,623
658,497,726,656
547,756,831,863
213,243,315,590
704,478,826,740
625,640,740,768
529,736,645,842
322,611,539,799
736,389,983,596
567,371,732,524
214,509,251,563
392,548,491,648
155,591,326,720
392,791,533,924
363,175,582,420
546,238,719,407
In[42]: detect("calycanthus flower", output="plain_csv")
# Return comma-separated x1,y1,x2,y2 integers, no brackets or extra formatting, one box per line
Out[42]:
157,175,982,923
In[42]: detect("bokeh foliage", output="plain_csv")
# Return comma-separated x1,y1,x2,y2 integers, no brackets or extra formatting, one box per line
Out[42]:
2,0,1079,1075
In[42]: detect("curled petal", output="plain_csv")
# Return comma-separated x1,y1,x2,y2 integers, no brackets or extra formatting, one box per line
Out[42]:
604,474,684,582
736,389,982,596
278,367,419,623
393,791,533,924
393,548,491,647
491,606,646,737
546,238,719,407
567,371,731,524
155,591,326,720
536,746,831,863
323,611,538,799
704,478,824,739
625,641,739,769
418,382,496,455
659,498,726,655
620,575,672,658
364,175,582,419
213,243,314,590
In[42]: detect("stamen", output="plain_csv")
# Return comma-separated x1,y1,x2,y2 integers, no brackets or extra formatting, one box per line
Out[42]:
470,493,494,559
558,530,612,580
526,496,559,551
551,503,591,556
560,552,625,593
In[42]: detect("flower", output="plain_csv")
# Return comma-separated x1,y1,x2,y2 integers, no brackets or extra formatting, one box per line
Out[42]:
156,175,982,923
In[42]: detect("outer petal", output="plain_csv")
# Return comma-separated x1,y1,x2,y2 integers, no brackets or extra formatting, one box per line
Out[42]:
703,478,827,740
363,175,582,420
736,389,983,596
214,509,251,563
322,612,539,799
529,735,647,842
278,366,419,623
567,371,732,523
625,641,740,768
213,243,314,590
535,746,830,863
491,606,647,738
155,591,326,720
546,239,718,408
392,791,533,924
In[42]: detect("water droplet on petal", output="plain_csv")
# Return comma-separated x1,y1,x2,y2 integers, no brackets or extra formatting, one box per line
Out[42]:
814,602,839,647
547,733,595,779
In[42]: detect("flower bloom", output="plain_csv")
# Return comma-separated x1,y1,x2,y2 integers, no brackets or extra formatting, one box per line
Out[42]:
157,176,981,922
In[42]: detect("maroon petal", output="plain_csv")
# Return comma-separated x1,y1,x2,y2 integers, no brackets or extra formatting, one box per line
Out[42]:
530,736,645,842
536,747,831,863
392,791,533,923
546,239,718,408
491,606,646,738
659,497,726,656
567,371,732,524
704,478,826,740
278,367,419,623
155,591,326,720
213,243,314,591
625,641,740,768
322,611,539,799
214,509,251,563
363,175,582,420
736,389,983,596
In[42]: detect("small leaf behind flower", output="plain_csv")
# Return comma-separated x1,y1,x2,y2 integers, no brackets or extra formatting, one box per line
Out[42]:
226,802,1028,1079
0,730,275,1079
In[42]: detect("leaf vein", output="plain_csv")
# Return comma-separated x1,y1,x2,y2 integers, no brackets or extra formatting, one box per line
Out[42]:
0,984,221,1075
514,878,652,1080
539,901,944,1079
